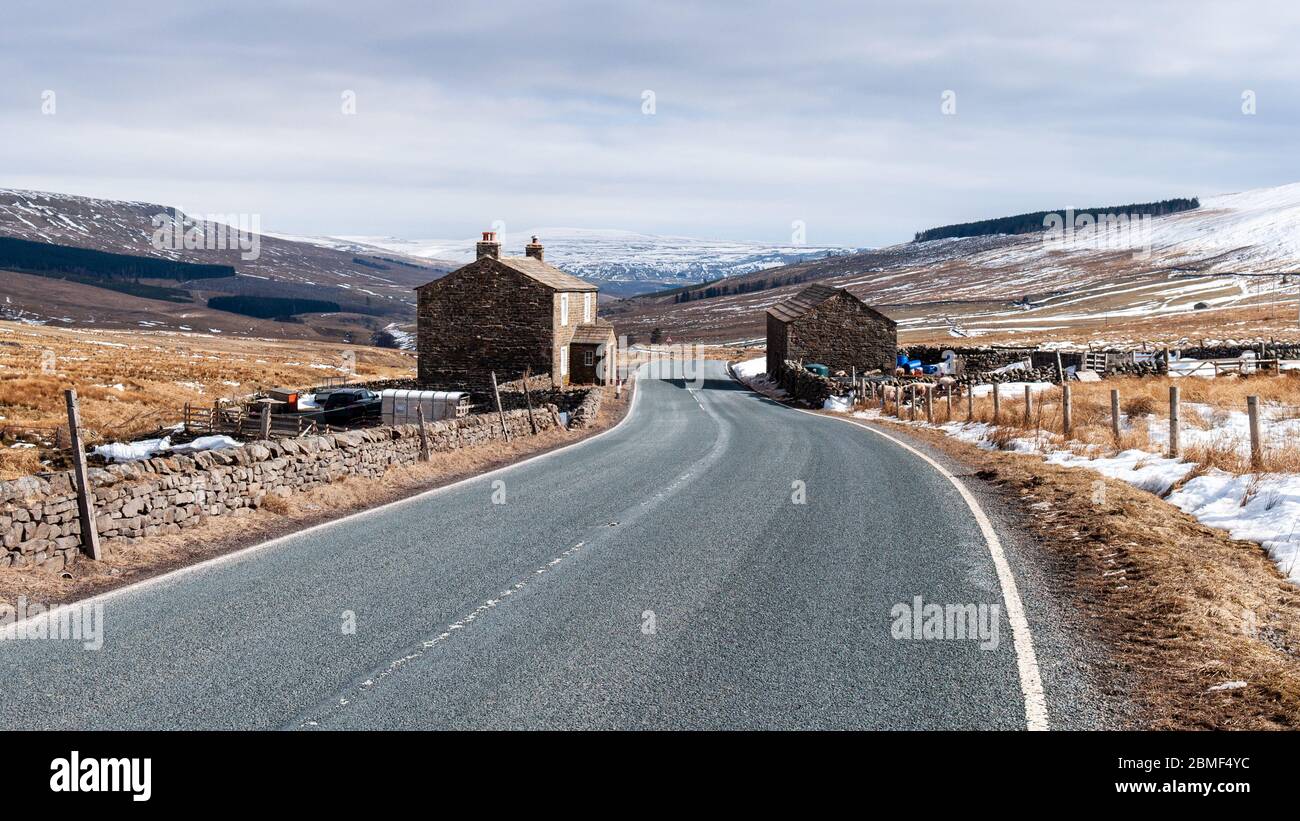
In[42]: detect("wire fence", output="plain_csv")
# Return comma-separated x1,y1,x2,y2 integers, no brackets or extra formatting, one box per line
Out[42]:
856,378,1299,473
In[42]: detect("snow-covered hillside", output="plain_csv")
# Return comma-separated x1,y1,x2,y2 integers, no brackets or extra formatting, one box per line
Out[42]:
330,228,858,295
617,182,1300,343
1145,183,1300,267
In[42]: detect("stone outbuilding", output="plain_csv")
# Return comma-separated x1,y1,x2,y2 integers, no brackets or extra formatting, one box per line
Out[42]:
765,284,896,376
416,232,617,394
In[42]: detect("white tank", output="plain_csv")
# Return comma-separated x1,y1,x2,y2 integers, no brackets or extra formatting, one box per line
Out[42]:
380,389,470,425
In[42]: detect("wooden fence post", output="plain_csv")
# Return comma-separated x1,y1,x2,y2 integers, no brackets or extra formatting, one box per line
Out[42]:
416,404,430,462
1062,383,1072,436
946,387,953,421
1248,395,1262,470
992,383,1000,423
925,389,933,423
64,389,102,561
521,367,539,435
1110,388,1121,442
1024,384,1033,424
966,387,974,420
259,403,271,439
908,384,916,421
1168,385,1180,458
490,371,511,442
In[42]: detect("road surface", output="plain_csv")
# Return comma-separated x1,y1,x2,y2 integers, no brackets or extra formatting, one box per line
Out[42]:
0,361,1107,729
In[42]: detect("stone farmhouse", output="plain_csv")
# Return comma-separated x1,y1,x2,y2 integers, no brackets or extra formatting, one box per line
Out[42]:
416,232,617,394
765,284,897,376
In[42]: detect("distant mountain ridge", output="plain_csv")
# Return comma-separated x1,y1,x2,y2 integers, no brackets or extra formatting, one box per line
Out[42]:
326,228,859,297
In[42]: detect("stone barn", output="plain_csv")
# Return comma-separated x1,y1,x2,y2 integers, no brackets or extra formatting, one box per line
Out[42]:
416,233,617,395
765,284,897,376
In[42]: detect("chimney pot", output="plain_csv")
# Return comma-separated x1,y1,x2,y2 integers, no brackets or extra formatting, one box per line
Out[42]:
525,235,544,262
476,229,501,260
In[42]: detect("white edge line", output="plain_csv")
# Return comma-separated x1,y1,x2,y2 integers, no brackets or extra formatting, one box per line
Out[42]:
728,363,1049,731
0,374,644,640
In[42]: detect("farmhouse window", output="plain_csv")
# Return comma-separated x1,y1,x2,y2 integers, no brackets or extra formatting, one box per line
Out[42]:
560,293,569,326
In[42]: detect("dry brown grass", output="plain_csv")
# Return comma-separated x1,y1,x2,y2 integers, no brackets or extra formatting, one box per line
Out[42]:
1121,394,1156,418
985,425,1020,451
948,373,1300,474
0,320,416,478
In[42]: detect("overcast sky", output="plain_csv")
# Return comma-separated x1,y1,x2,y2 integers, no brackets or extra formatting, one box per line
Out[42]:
1,0,1297,247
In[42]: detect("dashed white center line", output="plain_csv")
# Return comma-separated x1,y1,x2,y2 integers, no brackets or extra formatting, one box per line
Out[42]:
297,541,587,728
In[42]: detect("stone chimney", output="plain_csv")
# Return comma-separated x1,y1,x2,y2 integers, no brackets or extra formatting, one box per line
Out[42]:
476,230,500,260
525,235,544,262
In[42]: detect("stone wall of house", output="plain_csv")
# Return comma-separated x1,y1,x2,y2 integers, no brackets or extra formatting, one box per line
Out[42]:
765,312,788,377
0,405,560,575
417,259,556,396
786,293,897,374
551,289,600,386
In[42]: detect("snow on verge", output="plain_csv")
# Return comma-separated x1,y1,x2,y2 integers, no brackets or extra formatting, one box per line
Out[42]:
732,357,766,379
94,435,241,463
730,357,788,400
880,411,1300,584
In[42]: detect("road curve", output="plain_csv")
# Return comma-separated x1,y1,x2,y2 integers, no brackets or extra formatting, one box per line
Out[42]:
1,361,1067,730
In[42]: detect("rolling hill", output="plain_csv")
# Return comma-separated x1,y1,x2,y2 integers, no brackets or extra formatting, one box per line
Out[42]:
607,183,1300,347
0,189,450,341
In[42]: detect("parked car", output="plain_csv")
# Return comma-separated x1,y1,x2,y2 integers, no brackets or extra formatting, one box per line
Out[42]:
309,388,381,426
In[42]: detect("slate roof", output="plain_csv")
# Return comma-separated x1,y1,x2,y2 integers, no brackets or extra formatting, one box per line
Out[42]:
496,256,598,292
765,284,842,323
570,320,617,344
765,283,896,326
415,254,598,293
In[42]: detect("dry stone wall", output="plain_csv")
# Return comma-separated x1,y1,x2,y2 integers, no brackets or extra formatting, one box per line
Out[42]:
0,406,560,574
568,388,604,429
774,361,838,406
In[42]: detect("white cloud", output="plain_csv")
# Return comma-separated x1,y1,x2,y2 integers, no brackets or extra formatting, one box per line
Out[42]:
1,0,1297,245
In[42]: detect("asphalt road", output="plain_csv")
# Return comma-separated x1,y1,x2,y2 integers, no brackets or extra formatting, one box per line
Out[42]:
0,360,1105,730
